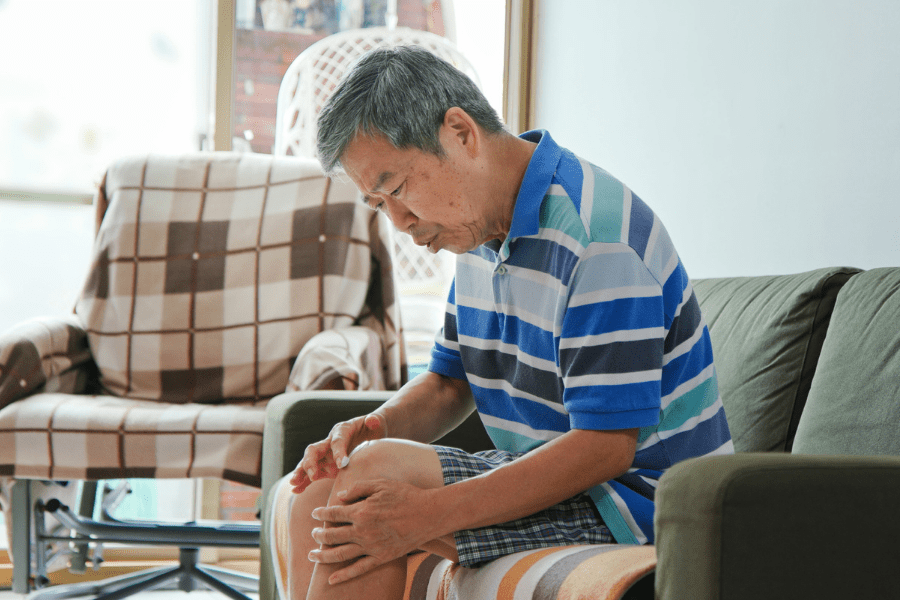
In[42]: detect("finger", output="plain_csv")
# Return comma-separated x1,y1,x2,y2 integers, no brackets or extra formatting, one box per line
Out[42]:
308,542,365,565
329,555,384,585
294,442,330,483
288,468,309,487
364,413,387,437
290,476,311,495
311,525,352,547
335,480,379,504
311,504,352,524
330,420,361,470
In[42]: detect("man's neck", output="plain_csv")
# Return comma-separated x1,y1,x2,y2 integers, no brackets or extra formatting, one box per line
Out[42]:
482,133,538,243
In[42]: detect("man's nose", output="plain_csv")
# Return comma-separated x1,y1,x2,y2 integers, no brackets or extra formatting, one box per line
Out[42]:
385,197,416,231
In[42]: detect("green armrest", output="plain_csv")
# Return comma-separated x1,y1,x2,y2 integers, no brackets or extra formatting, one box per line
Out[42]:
258,389,494,600
655,453,900,600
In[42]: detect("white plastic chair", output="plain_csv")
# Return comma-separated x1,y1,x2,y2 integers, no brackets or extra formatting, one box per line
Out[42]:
274,26,480,361
274,26,481,159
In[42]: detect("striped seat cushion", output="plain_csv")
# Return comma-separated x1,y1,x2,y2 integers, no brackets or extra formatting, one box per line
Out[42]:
268,475,656,600
0,393,265,486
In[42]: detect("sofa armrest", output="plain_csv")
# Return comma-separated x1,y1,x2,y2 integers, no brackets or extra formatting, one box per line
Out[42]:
260,390,391,496
0,316,96,409
655,453,900,600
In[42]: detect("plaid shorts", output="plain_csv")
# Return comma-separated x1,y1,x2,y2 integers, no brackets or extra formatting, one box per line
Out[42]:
434,446,614,568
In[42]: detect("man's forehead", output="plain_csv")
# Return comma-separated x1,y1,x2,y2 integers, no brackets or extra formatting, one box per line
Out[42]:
342,135,406,192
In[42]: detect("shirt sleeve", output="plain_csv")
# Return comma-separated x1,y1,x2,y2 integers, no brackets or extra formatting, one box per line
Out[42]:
559,243,665,431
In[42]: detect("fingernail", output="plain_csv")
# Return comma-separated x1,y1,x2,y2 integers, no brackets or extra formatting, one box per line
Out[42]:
307,469,315,480
339,456,350,468
308,551,318,563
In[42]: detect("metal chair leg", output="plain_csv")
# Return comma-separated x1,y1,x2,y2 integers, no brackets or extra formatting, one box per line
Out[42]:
68,481,99,574
11,479,32,594
25,497,260,600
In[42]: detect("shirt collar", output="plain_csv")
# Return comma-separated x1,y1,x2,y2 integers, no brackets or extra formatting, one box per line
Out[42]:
507,129,562,242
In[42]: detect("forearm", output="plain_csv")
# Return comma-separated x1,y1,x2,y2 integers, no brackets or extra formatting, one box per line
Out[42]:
372,371,474,444
430,427,637,535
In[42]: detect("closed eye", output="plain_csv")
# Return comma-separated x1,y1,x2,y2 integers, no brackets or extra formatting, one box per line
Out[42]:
390,182,404,197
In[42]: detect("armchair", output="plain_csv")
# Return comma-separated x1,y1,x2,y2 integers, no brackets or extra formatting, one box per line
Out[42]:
0,151,405,598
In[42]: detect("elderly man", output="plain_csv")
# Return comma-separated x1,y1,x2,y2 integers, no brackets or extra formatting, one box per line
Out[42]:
286,45,732,600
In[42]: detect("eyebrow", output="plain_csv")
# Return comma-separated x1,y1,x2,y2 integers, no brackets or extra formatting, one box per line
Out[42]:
362,171,395,205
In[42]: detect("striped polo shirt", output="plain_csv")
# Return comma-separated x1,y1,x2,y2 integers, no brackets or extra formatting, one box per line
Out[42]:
429,130,733,544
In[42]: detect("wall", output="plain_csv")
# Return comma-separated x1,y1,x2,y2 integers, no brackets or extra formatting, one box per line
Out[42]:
532,0,900,277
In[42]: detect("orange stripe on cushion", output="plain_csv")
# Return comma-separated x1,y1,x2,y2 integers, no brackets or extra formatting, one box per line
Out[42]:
497,546,578,600
555,545,656,600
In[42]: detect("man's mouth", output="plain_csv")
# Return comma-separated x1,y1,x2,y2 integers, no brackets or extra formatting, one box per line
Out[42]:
414,235,436,249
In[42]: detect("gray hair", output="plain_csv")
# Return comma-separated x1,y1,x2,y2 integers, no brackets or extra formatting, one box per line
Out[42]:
316,45,506,174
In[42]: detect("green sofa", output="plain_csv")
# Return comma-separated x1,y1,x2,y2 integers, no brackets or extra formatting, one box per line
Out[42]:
258,266,900,600
656,266,900,599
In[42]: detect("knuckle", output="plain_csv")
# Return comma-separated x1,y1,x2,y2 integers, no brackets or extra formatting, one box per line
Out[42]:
335,546,353,562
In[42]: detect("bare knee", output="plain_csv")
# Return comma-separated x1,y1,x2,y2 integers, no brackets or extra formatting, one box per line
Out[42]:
339,438,444,490
288,477,333,526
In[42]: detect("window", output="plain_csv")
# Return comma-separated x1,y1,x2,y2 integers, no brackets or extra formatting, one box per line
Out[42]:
0,0,213,334
0,0,211,196
0,0,518,576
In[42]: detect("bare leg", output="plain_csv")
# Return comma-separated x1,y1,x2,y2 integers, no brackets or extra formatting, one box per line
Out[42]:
294,439,459,600
287,478,331,600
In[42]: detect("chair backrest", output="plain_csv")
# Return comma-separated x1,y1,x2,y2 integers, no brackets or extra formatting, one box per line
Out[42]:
273,25,474,302
274,26,481,158
75,152,405,405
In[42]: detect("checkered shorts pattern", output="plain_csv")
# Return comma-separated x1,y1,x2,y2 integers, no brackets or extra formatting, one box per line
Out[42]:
434,446,614,568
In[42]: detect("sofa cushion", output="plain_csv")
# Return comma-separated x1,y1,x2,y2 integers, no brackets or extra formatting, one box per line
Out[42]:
693,267,859,452
793,267,900,455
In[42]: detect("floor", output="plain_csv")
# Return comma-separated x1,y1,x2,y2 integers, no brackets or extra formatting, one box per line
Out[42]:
0,589,258,600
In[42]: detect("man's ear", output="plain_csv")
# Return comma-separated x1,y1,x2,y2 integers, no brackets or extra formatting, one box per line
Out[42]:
442,107,480,158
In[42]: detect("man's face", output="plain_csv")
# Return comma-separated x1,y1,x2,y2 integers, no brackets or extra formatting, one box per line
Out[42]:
340,129,497,255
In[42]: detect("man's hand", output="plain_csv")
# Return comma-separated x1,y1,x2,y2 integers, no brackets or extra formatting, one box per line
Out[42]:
307,479,439,585
289,414,386,494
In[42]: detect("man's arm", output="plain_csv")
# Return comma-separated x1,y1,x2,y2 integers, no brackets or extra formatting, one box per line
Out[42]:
371,371,475,444
290,371,474,493
310,425,638,584
431,425,638,529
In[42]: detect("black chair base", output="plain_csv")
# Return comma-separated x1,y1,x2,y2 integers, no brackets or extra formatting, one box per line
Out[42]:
13,481,260,600
28,548,258,600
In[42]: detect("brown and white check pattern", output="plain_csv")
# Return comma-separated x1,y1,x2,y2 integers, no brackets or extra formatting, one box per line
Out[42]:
0,152,405,486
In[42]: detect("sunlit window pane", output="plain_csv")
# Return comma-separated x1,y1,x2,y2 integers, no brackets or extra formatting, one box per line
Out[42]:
0,0,210,194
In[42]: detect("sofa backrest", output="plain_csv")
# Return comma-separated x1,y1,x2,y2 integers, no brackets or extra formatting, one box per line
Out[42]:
693,267,859,452
793,267,900,455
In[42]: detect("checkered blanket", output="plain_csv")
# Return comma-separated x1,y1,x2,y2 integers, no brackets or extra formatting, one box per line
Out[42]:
0,152,405,487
